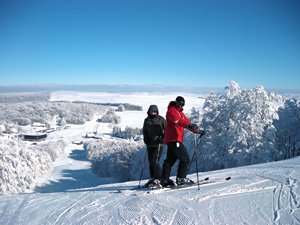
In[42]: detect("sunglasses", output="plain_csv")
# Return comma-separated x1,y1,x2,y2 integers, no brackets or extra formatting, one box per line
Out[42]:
177,101,185,107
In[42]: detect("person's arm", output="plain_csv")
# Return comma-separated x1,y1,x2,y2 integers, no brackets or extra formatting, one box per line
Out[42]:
142,120,150,145
166,109,190,128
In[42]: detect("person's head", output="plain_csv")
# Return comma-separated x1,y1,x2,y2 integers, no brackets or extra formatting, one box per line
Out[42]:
175,96,185,108
147,105,159,118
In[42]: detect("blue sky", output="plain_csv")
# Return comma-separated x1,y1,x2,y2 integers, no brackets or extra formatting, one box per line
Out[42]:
0,0,300,90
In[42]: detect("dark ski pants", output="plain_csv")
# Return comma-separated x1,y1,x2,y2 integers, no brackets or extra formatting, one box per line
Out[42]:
147,145,163,179
161,141,190,181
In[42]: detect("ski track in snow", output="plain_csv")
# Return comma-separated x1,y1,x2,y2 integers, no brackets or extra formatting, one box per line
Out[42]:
251,172,300,223
54,192,93,224
117,196,197,225
272,177,300,224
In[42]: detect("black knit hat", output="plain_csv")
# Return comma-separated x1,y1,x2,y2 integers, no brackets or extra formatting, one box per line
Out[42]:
175,96,185,107
176,96,185,103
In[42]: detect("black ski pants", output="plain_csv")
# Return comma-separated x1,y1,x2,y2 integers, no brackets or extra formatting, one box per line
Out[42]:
161,141,190,181
147,145,163,179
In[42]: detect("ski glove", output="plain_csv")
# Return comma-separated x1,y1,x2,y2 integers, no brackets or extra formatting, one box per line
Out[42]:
197,129,205,136
186,123,198,132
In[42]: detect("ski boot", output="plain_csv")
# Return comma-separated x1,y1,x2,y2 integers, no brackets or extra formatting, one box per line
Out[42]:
145,179,161,188
160,178,176,187
151,179,162,188
144,178,155,187
176,177,195,186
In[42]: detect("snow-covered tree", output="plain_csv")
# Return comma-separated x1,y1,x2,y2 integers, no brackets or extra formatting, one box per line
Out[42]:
112,126,122,136
58,118,67,127
123,126,142,139
0,136,66,195
85,139,145,181
189,81,282,172
274,98,300,159
118,105,125,112
101,110,121,124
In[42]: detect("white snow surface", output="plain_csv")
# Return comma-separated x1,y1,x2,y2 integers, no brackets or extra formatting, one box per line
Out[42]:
50,91,206,130
1,91,300,225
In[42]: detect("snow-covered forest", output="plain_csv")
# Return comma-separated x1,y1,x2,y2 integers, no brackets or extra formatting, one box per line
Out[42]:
0,93,109,127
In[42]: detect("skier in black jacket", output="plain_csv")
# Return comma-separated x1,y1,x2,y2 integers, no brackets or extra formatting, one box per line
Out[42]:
143,105,166,187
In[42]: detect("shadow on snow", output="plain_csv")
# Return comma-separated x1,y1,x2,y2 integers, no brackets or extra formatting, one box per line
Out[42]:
34,148,117,193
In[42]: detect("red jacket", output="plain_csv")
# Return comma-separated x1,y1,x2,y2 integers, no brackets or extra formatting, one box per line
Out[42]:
164,101,192,144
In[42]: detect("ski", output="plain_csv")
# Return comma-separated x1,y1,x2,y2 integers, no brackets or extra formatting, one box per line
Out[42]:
142,176,231,195
117,185,159,194
172,176,230,190
116,177,210,194
116,182,162,194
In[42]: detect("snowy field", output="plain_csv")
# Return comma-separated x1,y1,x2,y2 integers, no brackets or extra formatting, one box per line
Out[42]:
0,91,299,224
50,91,206,130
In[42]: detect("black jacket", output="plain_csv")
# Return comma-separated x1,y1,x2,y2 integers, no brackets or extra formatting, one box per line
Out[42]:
143,105,166,147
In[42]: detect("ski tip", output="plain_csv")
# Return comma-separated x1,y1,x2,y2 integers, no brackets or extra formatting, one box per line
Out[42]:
225,177,231,181
117,190,122,193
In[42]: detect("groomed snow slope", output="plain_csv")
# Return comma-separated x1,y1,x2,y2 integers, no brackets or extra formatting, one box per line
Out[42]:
0,145,299,224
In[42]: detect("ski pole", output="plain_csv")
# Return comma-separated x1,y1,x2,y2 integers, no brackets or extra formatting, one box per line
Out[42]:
187,151,195,174
187,135,201,174
139,149,148,187
194,134,200,190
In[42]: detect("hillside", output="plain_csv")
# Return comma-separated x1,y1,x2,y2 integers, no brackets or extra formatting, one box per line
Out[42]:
0,90,299,224
1,142,299,224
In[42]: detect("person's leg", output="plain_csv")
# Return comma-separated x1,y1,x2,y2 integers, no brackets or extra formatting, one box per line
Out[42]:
172,142,190,178
152,145,163,179
147,146,157,178
161,142,177,184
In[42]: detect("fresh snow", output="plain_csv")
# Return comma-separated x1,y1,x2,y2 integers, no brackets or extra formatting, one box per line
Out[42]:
1,91,300,225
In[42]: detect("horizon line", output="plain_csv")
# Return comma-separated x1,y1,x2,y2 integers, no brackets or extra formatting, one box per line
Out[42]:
0,84,299,94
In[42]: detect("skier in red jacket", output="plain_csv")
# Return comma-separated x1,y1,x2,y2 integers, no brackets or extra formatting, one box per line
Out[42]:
160,96,203,187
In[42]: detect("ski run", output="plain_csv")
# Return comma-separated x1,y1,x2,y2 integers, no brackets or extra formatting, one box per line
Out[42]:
1,91,300,225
